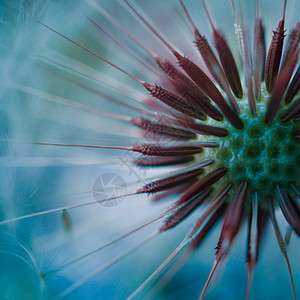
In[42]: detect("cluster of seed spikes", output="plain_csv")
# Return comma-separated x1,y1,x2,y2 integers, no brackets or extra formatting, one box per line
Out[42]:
7,0,300,299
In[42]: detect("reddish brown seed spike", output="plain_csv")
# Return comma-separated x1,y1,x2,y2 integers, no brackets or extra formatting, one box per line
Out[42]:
151,179,196,202
170,78,224,121
265,49,299,124
265,0,287,93
212,29,243,98
276,185,300,237
281,22,300,69
131,118,196,140
200,0,242,99
194,31,239,112
199,182,248,300
160,189,211,231
177,167,228,207
254,12,266,99
142,82,206,120
217,182,248,252
285,66,300,103
178,0,227,92
155,58,209,107
132,156,194,167
281,97,300,122
136,168,204,194
194,31,226,90
190,123,229,137
186,183,233,240
131,142,216,157
190,203,226,249
174,52,244,129
156,58,224,121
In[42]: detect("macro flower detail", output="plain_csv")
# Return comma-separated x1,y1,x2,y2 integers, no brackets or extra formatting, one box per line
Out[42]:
0,0,299,299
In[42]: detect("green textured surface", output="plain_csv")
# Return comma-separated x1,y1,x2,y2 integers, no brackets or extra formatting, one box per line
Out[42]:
202,88,300,203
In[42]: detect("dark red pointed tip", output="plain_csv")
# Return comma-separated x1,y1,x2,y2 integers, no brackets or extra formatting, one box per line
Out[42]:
212,29,243,99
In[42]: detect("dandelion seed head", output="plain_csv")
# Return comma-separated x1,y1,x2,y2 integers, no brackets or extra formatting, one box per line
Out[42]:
1,0,300,299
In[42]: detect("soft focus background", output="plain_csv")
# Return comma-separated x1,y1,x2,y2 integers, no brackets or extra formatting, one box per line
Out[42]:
0,0,299,299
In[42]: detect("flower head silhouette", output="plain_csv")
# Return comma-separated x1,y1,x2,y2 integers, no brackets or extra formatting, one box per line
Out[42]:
0,0,299,299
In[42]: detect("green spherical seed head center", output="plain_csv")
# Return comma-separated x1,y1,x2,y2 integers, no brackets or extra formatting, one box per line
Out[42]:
205,88,300,202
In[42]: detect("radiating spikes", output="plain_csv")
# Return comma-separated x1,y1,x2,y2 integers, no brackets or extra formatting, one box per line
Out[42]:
131,118,196,140
212,29,243,98
151,179,197,202
285,66,300,103
201,0,243,98
136,167,204,194
132,142,216,157
194,31,240,112
217,182,248,251
194,31,226,91
190,203,226,249
143,83,207,120
254,2,266,99
189,183,232,236
179,0,235,100
281,97,300,122
265,0,287,93
231,1,255,112
199,182,248,300
160,189,211,231
190,123,229,137
265,49,299,124
133,156,194,167
156,58,209,105
268,197,296,300
155,58,224,121
172,80,225,121
19,140,214,157
156,203,226,298
275,185,300,237
174,53,244,129
128,185,225,300
177,168,228,207
281,22,300,69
